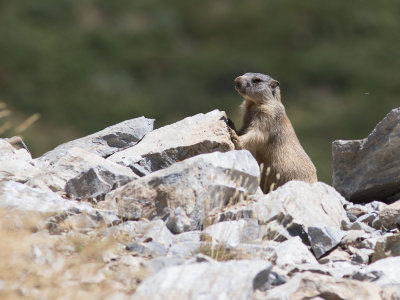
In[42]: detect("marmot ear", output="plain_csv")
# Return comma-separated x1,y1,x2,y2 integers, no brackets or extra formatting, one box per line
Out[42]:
269,80,280,89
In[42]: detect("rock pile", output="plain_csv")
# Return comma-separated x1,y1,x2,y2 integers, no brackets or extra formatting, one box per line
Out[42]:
1,109,400,299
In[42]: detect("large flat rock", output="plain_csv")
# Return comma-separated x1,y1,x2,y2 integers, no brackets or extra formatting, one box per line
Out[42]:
108,110,234,176
333,108,400,202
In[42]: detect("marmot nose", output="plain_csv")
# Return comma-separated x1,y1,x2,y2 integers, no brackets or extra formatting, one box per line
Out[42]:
234,77,244,89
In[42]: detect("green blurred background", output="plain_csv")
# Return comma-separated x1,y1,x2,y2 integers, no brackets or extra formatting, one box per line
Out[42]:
1,0,399,183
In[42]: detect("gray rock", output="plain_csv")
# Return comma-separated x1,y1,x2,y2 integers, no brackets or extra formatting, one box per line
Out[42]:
108,110,234,176
28,147,137,197
213,205,255,223
341,230,370,248
167,241,202,259
346,205,368,221
126,241,167,257
213,181,349,259
307,226,345,259
379,199,400,230
330,261,364,278
166,207,192,234
132,260,272,300
266,272,287,290
231,238,319,270
95,210,121,226
46,207,119,234
274,236,318,267
349,247,374,264
371,217,382,230
64,156,137,199
104,219,173,247
138,219,174,247
365,201,388,213
0,137,31,161
319,248,351,264
333,108,400,202
167,231,203,258
371,233,400,262
284,262,334,277
256,181,348,258
102,221,138,240
235,243,278,261
342,219,377,233
108,150,259,230
220,182,349,259
172,231,202,244
202,219,260,248
147,257,185,273
263,272,385,300
0,180,92,213
36,117,154,165
352,257,400,288
361,237,381,250
0,138,41,182
357,213,377,226
186,253,216,263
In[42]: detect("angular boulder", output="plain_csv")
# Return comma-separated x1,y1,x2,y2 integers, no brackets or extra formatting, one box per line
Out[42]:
307,226,346,259
108,150,259,230
36,116,154,165
28,148,137,198
108,110,234,176
333,108,400,202
132,260,272,300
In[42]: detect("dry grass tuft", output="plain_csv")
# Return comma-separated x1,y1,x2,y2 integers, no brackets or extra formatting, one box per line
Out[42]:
0,102,40,137
0,208,146,299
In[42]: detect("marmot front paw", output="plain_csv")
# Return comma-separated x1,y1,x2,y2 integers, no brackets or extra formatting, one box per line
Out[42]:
228,127,241,149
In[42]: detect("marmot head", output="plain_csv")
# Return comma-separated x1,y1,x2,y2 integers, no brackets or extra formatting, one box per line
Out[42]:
234,73,281,104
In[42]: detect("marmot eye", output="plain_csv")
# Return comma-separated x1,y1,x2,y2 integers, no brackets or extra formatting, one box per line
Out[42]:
252,78,263,84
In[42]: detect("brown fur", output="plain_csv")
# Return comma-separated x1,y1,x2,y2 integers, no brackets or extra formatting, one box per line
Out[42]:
232,73,317,193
